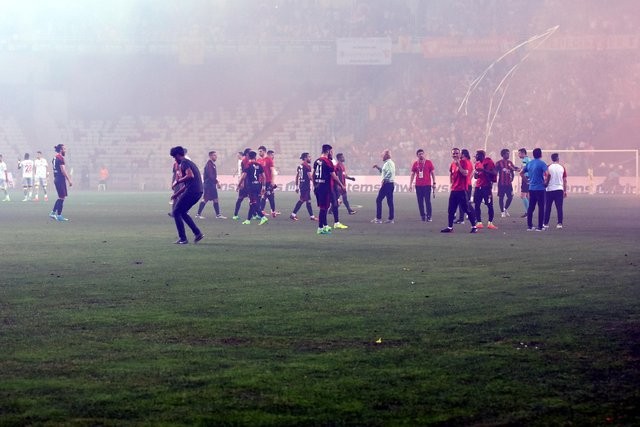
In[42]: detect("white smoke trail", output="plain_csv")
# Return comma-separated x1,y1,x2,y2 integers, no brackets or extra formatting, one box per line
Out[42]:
458,25,560,151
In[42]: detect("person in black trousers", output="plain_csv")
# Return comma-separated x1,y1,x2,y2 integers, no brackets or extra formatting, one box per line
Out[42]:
170,146,204,244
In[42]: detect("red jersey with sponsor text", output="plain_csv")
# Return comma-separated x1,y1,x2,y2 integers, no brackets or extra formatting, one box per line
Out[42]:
313,157,335,191
495,159,516,186
257,156,274,183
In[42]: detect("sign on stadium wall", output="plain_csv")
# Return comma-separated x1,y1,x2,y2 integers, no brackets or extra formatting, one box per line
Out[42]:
336,37,392,65
216,175,637,195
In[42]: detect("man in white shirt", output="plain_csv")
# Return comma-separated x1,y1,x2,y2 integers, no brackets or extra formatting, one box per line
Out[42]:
234,151,243,178
0,154,9,201
18,153,34,201
371,149,396,224
33,151,49,201
544,152,567,229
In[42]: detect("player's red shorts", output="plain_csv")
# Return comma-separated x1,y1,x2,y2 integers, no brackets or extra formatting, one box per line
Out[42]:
299,187,311,202
248,184,261,205
54,177,67,198
314,185,331,209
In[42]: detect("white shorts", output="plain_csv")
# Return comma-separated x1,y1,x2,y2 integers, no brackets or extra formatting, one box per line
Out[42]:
22,177,33,187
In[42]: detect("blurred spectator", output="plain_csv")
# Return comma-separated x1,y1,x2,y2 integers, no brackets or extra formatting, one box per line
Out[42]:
98,165,109,191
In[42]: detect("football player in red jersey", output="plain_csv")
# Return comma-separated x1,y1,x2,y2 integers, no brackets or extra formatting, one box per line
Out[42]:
473,150,497,229
335,153,356,215
232,148,252,220
441,148,477,233
290,152,316,221
454,149,473,224
313,144,344,234
257,146,279,217
495,148,520,218
195,151,226,219
49,145,72,221
239,151,268,225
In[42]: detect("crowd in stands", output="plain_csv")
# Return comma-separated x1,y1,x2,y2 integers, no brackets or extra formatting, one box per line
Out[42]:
2,0,638,48
534,0,640,35
348,54,640,176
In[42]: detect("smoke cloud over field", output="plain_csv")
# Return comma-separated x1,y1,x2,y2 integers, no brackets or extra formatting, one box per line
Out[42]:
0,0,638,189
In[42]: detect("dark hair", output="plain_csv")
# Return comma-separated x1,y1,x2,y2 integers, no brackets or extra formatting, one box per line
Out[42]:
533,148,542,159
475,150,486,161
248,151,257,160
300,152,309,160
267,150,274,155
54,144,64,153
258,145,267,151
518,148,527,155
243,148,251,156
208,151,216,156
500,148,510,157
37,151,42,154
416,149,424,155
24,153,30,159
170,146,185,157
461,149,470,159
551,153,559,162
322,144,332,154
336,152,344,159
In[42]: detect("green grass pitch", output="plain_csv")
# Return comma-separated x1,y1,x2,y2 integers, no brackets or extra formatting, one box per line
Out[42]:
1,191,639,425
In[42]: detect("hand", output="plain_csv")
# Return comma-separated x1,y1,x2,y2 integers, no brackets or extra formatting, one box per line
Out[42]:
217,183,221,189
563,191,568,198
372,164,378,169
347,176,356,181
295,187,299,194
409,184,414,192
170,193,177,201
69,181,73,187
